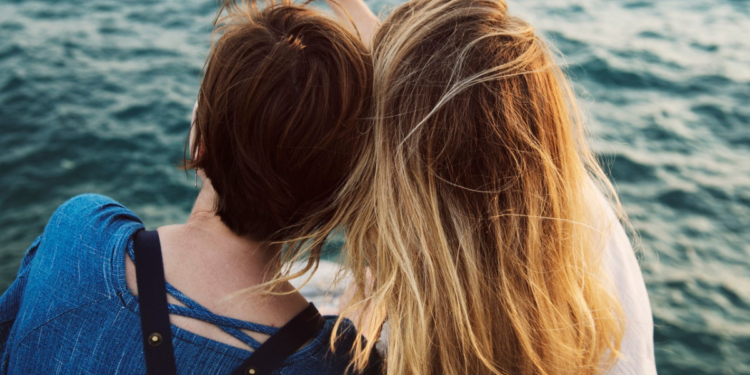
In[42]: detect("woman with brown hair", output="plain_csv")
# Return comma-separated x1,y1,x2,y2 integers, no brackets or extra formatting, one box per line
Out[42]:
0,1,379,374
326,0,657,374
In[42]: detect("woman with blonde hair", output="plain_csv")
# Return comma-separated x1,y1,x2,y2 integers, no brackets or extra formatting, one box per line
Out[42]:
325,0,657,374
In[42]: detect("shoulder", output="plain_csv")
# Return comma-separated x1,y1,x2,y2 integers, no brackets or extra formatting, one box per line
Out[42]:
589,184,652,317
281,317,358,372
50,193,136,223
597,197,653,328
32,194,143,283
591,190,657,375
301,317,380,373
44,194,142,243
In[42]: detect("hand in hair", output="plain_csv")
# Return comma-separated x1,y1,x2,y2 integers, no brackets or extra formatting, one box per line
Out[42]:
324,0,379,48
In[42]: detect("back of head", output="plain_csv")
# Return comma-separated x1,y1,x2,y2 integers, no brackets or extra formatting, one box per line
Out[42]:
188,0,371,254
339,0,625,374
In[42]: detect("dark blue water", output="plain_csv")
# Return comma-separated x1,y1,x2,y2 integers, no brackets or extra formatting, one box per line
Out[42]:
1,0,748,373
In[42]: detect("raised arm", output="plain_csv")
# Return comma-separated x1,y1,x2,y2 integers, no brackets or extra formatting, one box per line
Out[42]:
325,0,379,48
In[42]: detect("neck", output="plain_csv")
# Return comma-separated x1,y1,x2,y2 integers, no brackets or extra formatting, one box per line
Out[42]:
181,176,276,273
186,177,223,229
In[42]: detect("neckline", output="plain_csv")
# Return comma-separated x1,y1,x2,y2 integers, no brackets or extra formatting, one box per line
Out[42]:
107,219,329,363
128,229,281,350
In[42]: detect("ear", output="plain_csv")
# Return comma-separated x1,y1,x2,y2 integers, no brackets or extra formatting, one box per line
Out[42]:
189,135,206,164
198,139,206,160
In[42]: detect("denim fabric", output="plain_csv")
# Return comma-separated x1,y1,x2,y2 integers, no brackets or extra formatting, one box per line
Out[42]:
0,194,361,375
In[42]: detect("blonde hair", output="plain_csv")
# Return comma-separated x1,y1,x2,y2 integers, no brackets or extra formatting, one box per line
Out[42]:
333,0,626,374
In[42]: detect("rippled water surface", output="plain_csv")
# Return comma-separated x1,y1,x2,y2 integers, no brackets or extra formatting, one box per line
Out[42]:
0,0,748,373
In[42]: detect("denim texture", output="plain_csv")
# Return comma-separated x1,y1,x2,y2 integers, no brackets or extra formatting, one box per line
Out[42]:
0,194,360,375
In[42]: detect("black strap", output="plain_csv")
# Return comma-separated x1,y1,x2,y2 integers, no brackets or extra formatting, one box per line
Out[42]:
133,229,178,375
230,303,326,375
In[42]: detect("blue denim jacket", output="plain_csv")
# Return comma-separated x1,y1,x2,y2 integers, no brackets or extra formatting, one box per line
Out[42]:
0,194,360,374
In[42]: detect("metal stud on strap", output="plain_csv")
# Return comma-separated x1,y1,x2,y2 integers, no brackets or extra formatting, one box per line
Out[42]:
148,332,163,347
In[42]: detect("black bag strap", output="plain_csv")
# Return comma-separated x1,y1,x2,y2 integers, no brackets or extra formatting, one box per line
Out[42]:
230,303,325,375
133,229,178,375
230,306,385,375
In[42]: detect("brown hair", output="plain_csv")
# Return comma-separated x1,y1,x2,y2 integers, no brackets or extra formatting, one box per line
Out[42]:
336,0,625,374
186,0,372,244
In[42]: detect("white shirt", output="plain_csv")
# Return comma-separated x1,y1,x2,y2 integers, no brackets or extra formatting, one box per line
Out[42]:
599,199,658,375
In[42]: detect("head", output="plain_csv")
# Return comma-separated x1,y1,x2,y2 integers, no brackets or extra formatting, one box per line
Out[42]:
186,0,371,256
338,0,624,374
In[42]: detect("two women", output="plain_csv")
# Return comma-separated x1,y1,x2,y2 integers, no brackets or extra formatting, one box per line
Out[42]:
0,0,655,374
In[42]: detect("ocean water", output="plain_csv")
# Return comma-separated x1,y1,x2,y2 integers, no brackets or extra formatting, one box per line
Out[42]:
0,0,747,373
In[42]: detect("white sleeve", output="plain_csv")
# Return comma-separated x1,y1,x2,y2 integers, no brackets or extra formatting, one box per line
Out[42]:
600,203,658,375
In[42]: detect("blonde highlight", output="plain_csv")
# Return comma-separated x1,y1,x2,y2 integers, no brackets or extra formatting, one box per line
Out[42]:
335,0,626,374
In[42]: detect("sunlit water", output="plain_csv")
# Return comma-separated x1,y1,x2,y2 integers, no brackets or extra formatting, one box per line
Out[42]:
0,0,748,373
